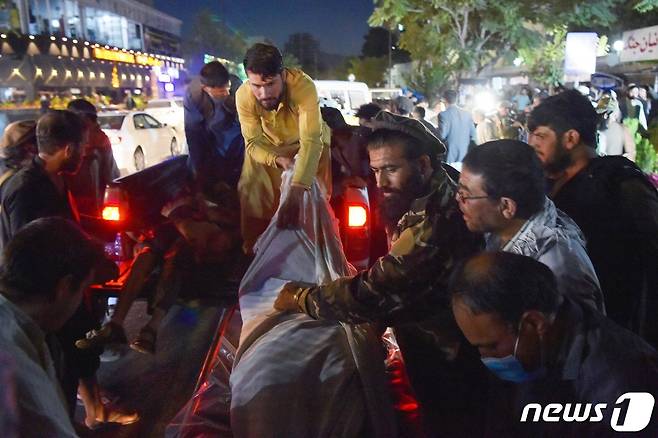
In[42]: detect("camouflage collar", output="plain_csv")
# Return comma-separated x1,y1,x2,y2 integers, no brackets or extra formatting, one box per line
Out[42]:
397,169,449,231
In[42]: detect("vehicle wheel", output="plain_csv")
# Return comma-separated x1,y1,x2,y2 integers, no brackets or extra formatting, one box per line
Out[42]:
170,137,181,156
133,147,146,171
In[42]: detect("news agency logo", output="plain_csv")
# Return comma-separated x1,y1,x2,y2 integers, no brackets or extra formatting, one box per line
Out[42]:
521,392,655,432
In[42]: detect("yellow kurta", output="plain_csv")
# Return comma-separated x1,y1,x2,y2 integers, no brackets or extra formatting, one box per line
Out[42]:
236,68,331,252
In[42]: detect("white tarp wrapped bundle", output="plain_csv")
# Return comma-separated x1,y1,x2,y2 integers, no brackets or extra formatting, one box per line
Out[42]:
230,169,395,438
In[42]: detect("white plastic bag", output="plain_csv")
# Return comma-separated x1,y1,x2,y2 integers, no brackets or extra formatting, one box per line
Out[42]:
238,168,355,333
231,169,395,438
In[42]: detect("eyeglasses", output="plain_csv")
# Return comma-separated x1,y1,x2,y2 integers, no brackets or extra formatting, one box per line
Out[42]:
455,190,490,203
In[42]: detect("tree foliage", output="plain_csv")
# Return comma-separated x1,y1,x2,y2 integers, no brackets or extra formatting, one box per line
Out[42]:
348,56,388,87
518,26,567,89
369,0,622,86
183,9,247,63
361,27,410,63
283,33,323,78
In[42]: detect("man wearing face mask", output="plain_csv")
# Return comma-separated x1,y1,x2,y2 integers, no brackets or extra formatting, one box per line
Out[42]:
451,252,658,436
185,60,244,190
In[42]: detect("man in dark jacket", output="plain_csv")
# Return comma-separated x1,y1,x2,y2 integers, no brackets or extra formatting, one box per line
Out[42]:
0,110,136,429
185,61,244,189
0,111,85,246
528,90,658,348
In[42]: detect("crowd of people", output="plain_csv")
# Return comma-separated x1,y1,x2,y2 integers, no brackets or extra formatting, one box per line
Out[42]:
0,42,657,437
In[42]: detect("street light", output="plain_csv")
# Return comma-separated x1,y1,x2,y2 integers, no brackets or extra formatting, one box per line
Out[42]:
613,40,624,53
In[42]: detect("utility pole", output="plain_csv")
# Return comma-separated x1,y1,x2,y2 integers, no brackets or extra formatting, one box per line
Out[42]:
388,27,392,88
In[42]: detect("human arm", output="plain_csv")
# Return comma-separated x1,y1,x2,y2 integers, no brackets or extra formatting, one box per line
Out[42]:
184,85,213,175
275,193,484,325
288,74,325,188
235,84,280,168
622,125,636,162
438,111,450,142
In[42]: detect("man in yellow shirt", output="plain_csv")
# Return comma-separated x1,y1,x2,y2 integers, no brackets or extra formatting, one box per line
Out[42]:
236,43,331,253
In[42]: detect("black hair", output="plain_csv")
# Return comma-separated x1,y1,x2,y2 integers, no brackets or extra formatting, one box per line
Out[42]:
462,140,546,220
442,90,457,105
1,121,37,170
450,252,560,329
200,61,230,88
67,99,97,122
367,128,436,169
355,102,381,120
36,110,86,155
413,106,426,119
0,218,105,303
321,107,348,130
527,89,598,148
243,43,284,78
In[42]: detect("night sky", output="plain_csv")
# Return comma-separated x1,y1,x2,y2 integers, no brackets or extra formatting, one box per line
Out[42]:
154,0,374,56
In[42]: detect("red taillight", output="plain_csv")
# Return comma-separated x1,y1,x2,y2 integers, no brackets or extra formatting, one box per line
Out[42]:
347,205,367,228
102,185,127,222
102,205,121,221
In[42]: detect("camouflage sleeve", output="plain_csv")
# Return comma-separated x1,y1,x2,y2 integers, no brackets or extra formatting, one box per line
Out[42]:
303,197,483,326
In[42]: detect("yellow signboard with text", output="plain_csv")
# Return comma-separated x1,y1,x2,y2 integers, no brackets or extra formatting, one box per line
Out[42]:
93,47,163,67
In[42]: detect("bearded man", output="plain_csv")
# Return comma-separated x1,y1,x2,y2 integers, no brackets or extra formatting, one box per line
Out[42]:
528,89,658,347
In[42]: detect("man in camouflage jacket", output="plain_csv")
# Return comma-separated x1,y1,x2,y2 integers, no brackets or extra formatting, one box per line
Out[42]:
276,111,487,436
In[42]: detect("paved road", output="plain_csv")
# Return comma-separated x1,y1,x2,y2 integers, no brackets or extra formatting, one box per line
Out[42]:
75,300,225,437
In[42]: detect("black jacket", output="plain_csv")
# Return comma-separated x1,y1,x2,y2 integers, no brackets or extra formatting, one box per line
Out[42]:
0,157,75,249
550,156,658,347
486,296,658,437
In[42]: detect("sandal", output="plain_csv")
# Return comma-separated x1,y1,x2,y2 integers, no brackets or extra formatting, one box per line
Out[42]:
75,321,127,350
130,326,157,354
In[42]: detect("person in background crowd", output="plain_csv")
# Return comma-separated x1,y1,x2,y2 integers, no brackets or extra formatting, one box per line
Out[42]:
0,110,137,429
236,43,331,253
451,252,658,437
512,87,531,112
355,102,382,127
393,95,415,116
185,61,244,190
39,93,51,114
457,140,604,311
492,101,521,140
628,85,648,131
438,89,477,167
528,89,658,348
276,111,489,437
596,94,636,161
472,109,496,145
412,105,442,140
0,120,37,194
66,99,120,217
0,218,106,438
411,105,425,122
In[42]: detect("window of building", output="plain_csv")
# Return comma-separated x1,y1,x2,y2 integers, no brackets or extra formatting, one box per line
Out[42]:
65,0,81,38
0,1,21,33
28,0,66,36
85,7,142,50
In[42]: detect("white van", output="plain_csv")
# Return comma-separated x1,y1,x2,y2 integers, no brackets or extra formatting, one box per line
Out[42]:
314,80,371,124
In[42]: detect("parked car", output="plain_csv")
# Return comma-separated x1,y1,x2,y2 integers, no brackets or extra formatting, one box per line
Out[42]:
98,111,184,175
144,98,185,133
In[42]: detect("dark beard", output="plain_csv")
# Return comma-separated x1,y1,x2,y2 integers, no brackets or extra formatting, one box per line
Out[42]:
377,171,427,229
543,138,573,175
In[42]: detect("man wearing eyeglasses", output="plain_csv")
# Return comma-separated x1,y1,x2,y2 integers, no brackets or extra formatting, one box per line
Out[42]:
456,139,604,313
275,111,489,437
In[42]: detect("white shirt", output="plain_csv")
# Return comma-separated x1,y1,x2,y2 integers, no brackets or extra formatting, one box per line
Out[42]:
0,295,78,437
